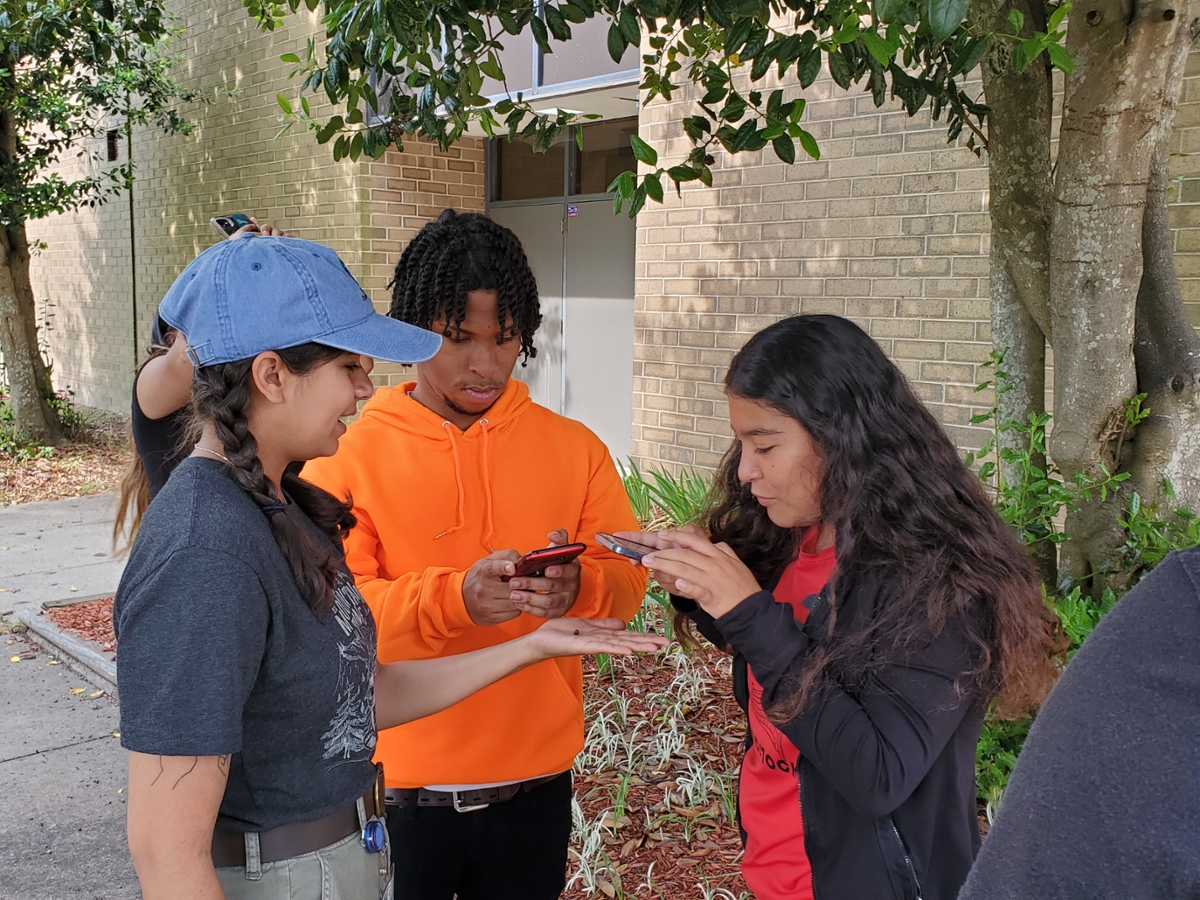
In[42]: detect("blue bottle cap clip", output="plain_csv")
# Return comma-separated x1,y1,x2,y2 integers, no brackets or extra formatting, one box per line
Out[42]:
362,818,387,854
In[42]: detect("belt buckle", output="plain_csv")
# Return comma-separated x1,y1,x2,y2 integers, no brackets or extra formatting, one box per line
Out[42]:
451,791,489,813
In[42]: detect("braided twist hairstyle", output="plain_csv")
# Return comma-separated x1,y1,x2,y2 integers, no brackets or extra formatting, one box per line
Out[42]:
388,209,542,363
189,343,357,617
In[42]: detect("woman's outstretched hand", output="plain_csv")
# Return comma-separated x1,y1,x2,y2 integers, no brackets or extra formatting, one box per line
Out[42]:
635,529,763,619
521,617,668,662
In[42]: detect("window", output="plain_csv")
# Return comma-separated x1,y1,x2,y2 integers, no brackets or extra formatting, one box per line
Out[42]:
493,137,567,202
571,119,637,196
480,7,637,100
106,130,119,162
489,117,638,203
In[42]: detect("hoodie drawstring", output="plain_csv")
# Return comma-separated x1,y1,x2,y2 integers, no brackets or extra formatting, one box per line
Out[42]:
433,418,498,555
434,421,467,541
479,418,496,553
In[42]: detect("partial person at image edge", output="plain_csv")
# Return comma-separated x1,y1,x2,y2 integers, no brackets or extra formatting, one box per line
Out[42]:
957,543,1200,900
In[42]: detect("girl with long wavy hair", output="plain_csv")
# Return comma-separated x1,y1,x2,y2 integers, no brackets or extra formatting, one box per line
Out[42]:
619,314,1061,900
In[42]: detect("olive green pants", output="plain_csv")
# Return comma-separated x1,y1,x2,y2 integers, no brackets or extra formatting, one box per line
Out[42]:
216,805,392,900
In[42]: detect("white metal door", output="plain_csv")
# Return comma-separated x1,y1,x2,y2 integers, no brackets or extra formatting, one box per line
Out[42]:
489,205,564,413
563,202,636,461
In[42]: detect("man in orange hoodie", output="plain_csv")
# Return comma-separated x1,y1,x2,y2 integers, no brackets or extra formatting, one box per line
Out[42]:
303,209,647,900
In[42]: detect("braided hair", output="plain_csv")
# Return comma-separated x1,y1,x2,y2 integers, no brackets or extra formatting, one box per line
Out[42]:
189,343,356,616
388,209,542,363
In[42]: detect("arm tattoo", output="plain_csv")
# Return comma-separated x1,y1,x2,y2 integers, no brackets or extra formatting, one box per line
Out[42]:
217,755,230,777
172,756,200,790
150,756,165,787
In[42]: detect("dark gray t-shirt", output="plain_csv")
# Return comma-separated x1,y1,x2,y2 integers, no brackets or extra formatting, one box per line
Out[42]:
114,457,377,831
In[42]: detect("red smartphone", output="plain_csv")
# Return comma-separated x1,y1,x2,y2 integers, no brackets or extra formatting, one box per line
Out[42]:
510,543,586,578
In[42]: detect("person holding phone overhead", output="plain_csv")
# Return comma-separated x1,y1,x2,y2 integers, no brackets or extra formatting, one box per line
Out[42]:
114,216,287,546
116,234,666,900
302,209,647,900
618,315,1063,900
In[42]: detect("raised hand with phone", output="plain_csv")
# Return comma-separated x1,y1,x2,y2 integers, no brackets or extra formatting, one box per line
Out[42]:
463,529,585,625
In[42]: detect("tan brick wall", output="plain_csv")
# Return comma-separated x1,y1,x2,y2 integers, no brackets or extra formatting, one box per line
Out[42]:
632,51,1200,472
27,0,484,413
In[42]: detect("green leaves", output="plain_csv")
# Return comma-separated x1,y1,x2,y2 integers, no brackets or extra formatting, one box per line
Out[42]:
927,0,971,41
1007,1,1075,74
629,134,658,166
607,22,626,62
0,0,203,226
246,0,999,213
771,134,795,164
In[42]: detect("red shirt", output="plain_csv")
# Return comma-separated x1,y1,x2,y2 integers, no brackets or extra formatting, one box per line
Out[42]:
740,528,837,900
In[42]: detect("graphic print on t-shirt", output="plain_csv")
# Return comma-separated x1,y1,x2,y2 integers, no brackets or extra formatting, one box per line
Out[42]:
322,572,378,761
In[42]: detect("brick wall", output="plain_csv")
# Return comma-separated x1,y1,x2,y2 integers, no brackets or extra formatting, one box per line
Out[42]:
631,52,1200,472
27,0,484,413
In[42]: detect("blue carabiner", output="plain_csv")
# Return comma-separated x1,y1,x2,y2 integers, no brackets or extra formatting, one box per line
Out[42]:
362,818,387,854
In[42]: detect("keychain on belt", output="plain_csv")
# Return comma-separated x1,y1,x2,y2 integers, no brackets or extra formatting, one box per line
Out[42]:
362,762,387,853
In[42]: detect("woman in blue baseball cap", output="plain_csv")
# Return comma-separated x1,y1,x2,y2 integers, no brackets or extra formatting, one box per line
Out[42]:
113,235,666,900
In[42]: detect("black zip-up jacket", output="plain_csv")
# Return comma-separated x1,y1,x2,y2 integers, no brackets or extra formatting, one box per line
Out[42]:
675,570,985,900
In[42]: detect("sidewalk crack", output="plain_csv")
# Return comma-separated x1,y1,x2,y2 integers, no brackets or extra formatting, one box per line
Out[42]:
0,732,116,765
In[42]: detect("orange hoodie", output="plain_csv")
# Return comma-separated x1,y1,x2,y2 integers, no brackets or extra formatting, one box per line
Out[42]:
303,379,647,788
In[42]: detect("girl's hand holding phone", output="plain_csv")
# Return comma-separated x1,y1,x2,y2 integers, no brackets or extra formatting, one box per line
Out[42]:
632,528,763,619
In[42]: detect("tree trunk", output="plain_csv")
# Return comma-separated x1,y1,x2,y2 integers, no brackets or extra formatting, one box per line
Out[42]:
976,0,1056,583
0,45,60,445
1129,18,1200,514
0,222,61,444
1049,0,1188,582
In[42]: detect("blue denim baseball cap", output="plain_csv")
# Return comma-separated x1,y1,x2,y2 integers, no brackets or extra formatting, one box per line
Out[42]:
157,236,442,366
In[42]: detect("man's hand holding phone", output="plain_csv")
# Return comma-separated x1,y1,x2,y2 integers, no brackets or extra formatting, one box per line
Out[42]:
507,529,583,620
463,549,524,626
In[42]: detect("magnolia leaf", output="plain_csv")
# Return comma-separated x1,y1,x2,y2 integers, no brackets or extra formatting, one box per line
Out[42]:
772,134,795,164
797,128,820,160
630,134,658,166
607,23,627,62
927,0,971,41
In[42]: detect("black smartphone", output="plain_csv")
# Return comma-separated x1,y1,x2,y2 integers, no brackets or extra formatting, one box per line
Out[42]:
510,543,586,579
211,213,254,237
595,532,658,562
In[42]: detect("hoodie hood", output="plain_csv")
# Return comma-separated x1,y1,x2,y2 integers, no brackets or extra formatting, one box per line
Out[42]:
356,379,534,548
356,378,533,439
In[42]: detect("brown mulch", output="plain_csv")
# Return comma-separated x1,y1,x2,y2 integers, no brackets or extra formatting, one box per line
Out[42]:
46,597,116,653
565,648,751,900
0,407,130,505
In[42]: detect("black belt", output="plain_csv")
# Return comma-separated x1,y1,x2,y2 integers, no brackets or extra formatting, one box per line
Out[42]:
384,773,564,813
213,766,385,867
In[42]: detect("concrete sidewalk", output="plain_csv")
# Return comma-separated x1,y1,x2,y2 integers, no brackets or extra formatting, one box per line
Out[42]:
0,493,126,616
0,630,138,899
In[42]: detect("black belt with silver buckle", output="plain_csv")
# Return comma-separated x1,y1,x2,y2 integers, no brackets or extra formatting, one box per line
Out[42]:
384,773,563,813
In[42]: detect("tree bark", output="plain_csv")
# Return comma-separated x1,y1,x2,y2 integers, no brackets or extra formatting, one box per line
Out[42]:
0,46,60,445
976,0,1056,583
1049,0,1187,581
0,223,61,444
1129,18,1200,514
